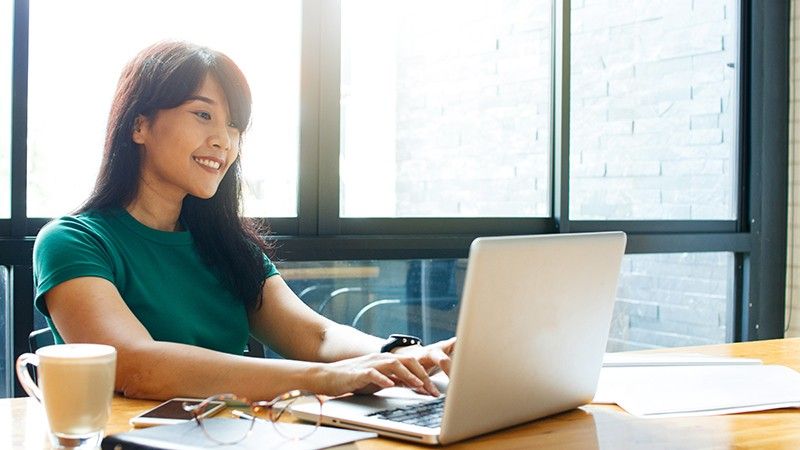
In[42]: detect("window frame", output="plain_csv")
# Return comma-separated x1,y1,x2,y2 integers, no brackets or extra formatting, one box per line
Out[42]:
0,0,790,396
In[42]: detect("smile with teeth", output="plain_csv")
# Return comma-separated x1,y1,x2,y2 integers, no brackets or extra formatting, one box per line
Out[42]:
194,157,222,170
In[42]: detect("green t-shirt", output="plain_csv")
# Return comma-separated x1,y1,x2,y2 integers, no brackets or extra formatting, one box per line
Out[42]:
33,208,279,355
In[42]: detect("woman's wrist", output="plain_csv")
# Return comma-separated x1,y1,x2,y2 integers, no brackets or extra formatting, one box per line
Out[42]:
297,361,327,393
379,334,422,353
389,343,425,356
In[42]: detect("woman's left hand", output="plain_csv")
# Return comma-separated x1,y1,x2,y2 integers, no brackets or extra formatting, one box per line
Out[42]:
392,336,456,376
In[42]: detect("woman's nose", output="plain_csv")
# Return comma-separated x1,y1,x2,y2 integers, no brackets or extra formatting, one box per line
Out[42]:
209,125,232,151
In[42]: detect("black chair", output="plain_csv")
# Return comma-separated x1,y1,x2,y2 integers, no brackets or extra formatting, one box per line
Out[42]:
244,336,266,358
25,328,55,383
29,327,55,353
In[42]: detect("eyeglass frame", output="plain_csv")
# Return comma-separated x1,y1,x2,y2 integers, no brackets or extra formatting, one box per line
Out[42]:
183,390,324,445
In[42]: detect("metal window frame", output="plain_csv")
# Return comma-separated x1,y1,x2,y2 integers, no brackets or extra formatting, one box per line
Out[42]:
0,0,790,396
740,0,790,340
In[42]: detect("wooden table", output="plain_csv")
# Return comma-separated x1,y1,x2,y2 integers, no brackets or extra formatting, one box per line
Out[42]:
4,338,800,449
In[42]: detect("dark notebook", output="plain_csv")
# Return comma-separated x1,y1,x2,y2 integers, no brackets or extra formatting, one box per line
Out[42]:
101,417,375,450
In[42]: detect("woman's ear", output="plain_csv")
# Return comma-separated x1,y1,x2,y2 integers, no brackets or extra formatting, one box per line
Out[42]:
132,115,147,144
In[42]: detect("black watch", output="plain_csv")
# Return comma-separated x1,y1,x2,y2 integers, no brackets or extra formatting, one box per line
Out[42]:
380,334,422,353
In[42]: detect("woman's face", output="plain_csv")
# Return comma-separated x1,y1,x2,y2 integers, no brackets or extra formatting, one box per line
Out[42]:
132,74,241,202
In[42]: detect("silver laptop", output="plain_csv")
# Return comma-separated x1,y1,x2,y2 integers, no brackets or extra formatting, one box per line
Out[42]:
292,232,626,445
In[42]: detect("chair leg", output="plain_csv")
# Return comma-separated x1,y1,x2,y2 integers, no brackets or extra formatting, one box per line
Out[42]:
351,299,402,329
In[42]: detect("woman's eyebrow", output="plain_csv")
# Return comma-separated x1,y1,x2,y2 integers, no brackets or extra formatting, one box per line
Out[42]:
185,95,218,106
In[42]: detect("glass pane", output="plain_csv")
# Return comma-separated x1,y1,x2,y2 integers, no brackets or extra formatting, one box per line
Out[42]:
340,0,552,217
275,259,463,349
0,0,12,218
569,0,738,220
0,266,9,397
608,252,733,351
27,0,300,218
276,252,731,356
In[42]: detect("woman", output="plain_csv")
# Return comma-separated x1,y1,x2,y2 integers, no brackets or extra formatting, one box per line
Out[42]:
33,41,454,401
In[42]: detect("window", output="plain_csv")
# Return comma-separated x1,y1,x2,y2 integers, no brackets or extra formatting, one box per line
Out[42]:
339,0,552,217
1,1,788,397
279,254,733,353
569,0,738,220
26,0,301,218
0,0,11,219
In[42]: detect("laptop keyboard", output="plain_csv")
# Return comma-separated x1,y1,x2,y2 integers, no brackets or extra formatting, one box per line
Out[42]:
367,397,445,428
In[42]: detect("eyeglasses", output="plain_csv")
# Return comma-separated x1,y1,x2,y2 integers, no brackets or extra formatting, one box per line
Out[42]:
183,390,323,445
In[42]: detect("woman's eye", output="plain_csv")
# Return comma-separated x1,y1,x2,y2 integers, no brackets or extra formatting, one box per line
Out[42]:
194,111,212,120
227,121,238,129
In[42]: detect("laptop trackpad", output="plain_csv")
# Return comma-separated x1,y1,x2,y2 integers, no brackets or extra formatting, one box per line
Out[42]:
328,387,444,416
320,372,449,418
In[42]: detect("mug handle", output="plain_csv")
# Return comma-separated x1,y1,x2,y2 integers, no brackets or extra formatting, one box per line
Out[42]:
15,353,43,402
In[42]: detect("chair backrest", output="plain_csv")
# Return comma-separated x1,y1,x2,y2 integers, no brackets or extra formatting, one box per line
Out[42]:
29,328,55,353
244,335,265,358
25,328,55,384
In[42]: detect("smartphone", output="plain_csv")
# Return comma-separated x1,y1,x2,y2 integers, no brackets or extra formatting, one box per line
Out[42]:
129,398,226,428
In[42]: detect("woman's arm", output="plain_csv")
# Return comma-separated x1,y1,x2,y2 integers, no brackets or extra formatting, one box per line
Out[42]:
46,276,439,400
46,276,315,400
249,275,452,392
248,275,386,361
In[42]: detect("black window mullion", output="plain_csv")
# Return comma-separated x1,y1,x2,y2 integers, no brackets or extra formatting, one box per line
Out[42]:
741,0,790,340
553,0,570,233
735,0,752,342
316,0,341,236
267,231,751,261
270,235,477,261
10,0,28,239
297,0,322,237
731,253,745,342
339,217,556,236
8,0,30,397
258,218,298,236
570,220,738,234
625,233,750,254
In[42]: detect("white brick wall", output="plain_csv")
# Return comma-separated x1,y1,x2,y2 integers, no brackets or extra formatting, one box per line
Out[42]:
391,0,736,222
609,252,730,351
345,0,744,350
570,0,737,221
392,0,552,217
785,0,800,337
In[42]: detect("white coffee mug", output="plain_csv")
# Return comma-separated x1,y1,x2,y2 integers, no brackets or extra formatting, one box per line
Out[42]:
16,343,117,449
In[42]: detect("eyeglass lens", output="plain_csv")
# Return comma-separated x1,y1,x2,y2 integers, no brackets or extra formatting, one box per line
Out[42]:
188,391,322,444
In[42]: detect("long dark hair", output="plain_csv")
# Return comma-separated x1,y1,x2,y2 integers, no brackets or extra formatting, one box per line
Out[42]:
79,41,270,312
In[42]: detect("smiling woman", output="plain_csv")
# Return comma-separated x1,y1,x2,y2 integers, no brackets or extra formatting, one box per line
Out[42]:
39,41,268,344
70,42,265,312
31,41,456,402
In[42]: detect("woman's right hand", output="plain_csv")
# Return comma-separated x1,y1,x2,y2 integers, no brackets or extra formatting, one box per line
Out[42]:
311,352,441,397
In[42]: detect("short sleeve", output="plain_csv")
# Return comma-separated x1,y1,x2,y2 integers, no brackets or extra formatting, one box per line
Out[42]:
33,217,116,317
263,253,280,279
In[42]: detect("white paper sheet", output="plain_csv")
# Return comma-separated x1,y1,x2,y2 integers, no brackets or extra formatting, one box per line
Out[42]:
602,352,762,367
593,364,800,418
